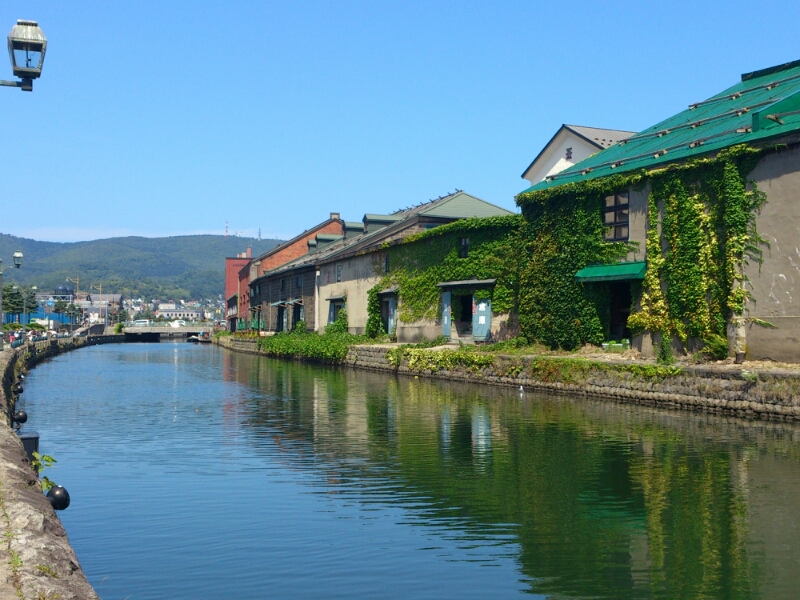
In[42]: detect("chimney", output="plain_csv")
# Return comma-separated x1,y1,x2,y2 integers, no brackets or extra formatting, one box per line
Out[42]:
246,247,252,258
330,212,340,220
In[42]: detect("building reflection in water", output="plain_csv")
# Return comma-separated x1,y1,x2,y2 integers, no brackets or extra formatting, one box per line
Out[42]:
223,350,800,599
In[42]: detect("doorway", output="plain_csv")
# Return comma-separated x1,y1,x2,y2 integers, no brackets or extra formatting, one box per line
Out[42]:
608,282,631,340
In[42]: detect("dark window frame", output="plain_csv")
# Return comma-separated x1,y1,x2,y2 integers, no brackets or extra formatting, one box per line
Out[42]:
603,191,630,242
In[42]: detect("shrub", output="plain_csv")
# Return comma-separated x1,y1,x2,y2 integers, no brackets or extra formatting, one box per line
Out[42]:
257,329,367,362
658,334,675,365
702,333,729,360
325,308,348,335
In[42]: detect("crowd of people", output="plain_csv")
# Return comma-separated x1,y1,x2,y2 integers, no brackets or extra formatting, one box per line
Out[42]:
3,328,64,345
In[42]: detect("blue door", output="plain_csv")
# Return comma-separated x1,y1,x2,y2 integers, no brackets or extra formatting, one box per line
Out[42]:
387,295,397,335
472,297,491,342
441,291,451,339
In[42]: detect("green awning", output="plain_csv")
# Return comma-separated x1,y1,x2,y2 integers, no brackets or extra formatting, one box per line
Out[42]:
575,261,646,282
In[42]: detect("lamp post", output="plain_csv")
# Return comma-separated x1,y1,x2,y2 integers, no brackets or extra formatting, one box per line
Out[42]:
1,20,47,92
0,251,23,350
30,286,37,330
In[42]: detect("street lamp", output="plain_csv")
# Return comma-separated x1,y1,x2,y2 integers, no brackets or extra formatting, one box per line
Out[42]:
0,250,23,350
2,20,46,92
30,286,37,330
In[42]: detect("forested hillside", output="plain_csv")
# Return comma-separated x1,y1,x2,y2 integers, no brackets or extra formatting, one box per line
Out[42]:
0,233,282,300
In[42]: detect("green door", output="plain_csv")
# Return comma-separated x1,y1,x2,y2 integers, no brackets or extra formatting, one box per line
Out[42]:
442,291,451,339
472,297,491,342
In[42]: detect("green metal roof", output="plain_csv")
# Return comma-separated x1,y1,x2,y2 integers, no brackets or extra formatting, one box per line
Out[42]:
523,59,800,194
575,261,646,282
422,191,514,219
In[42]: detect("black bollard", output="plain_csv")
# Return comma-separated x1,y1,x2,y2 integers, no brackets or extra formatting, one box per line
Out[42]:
12,384,23,394
12,410,27,424
47,486,70,510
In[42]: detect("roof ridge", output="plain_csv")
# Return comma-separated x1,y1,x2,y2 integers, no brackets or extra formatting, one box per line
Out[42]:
742,58,800,82
564,124,637,134
390,190,463,215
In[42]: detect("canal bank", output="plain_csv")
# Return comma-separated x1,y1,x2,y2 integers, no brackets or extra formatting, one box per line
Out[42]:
215,335,800,422
0,338,102,600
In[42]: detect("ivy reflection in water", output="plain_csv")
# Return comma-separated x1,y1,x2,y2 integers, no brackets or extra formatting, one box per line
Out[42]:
231,350,798,599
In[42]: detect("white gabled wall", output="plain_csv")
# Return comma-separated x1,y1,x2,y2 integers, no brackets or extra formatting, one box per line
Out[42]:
523,129,601,186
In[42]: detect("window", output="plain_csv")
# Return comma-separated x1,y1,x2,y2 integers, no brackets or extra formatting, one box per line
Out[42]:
384,254,390,274
603,192,629,241
328,300,345,324
566,147,573,160
281,279,285,290
296,276,302,289
336,264,342,282
458,237,469,259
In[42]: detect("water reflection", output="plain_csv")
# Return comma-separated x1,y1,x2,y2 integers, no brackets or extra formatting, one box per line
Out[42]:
224,350,800,599
19,344,800,599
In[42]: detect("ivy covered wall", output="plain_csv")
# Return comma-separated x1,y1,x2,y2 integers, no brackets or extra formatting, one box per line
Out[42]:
363,145,769,351
518,144,769,353
365,216,523,337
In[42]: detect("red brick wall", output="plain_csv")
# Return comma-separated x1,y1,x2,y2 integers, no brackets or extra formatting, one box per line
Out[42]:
257,221,344,275
225,257,250,302
236,219,344,327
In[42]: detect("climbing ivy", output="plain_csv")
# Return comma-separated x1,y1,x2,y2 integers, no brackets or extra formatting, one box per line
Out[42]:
623,146,767,347
519,143,770,352
517,188,635,349
365,216,523,336
365,286,384,338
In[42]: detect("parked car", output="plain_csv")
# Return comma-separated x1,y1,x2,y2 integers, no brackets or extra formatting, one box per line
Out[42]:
133,319,150,327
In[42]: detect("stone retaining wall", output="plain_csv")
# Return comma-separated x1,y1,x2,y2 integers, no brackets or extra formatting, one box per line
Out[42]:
216,338,800,422
343,346,800,421
0,340,100,599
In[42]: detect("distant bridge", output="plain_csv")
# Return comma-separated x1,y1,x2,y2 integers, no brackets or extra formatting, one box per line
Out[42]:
122,325,213,342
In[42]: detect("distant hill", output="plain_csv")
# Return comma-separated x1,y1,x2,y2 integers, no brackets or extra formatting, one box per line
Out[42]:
0,233,282,300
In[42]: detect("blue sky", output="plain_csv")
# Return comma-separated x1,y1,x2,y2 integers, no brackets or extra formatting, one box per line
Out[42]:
1,1,798,243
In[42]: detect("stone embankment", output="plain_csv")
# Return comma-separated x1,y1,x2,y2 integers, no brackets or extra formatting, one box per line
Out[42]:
216,336,800,422
1,338,100,600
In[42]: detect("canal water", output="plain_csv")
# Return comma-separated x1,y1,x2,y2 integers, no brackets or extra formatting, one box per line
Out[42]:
17,343,800,599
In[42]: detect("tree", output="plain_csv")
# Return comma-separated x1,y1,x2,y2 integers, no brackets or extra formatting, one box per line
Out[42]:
23,287,39,315
2,284,23,320
65,303,82,324
53,299,68,314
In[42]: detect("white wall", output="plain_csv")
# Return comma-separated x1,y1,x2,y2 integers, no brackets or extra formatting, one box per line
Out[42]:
523,130,601,186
